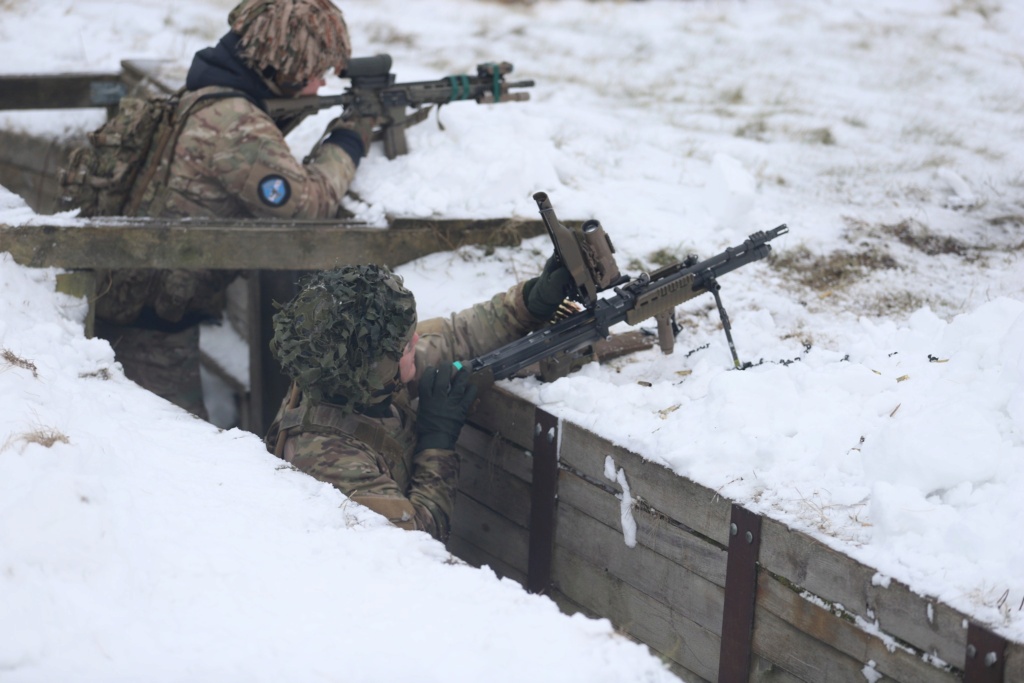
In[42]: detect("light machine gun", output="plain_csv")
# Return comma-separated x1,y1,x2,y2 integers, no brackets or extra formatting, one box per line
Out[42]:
461,193,789,383
265,54,534,159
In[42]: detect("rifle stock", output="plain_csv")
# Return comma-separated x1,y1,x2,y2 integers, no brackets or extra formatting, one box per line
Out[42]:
466,195,789,381
265,54,534,158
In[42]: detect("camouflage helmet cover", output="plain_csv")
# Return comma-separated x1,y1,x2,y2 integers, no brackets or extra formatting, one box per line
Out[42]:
271,265,417,412
228,0,352,84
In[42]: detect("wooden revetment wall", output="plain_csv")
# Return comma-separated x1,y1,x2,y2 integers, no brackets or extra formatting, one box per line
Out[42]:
450,386,1023,683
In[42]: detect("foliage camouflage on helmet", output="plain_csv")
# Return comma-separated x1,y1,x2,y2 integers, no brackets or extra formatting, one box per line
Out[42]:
228,0,351,85
271,265,417,412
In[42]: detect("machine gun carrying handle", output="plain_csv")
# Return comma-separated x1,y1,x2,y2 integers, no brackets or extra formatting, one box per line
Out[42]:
533,192,624,309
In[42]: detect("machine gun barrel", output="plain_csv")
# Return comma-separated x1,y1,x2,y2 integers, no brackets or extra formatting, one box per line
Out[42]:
466,223,788,382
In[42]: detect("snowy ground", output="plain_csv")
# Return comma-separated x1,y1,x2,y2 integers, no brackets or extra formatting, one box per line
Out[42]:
2,0,1024,680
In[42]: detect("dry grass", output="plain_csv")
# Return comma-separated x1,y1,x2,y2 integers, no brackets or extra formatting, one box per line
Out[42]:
883,218,971,258
2,349,38,377
772,244,900,292
79,368,113,380
3,427,71,453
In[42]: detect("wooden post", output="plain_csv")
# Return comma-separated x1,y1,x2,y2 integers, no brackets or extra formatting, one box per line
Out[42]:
249,270,304,437
718,504,762,683
54,270,96,338
527,408,560,594
965,623,1007,683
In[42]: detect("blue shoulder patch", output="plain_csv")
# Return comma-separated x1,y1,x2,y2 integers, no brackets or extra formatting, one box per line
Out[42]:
257,175,291,207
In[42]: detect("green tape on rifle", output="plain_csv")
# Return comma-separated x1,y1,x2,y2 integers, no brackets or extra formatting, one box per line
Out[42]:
489,64,501,102
447,74,471,100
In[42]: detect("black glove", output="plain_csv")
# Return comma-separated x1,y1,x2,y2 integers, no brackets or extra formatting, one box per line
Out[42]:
523,254,573,319
323,114,379,165
415,364,478,452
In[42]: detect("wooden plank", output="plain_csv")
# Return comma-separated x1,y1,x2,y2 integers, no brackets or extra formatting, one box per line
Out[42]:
120,59,183,96
454,448,531,528
546,585,715,683
555,494,726,635
0,130,74,175
456,422,533,485
1006,642,1024,683
449,491,529,577
446,534,526,585
557,465,728,586
465,385,537,450
0,72,124,109
752,602,907,683
0,218,546,271
551,543,722,681
748,654,808,683
757,570,960,683
557,419,733,546
668,660,710,683
759,516,968,671
0,131,73,214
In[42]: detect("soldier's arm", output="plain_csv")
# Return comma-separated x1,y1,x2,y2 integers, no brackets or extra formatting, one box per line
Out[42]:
183,97,356,219
414,281,546,372
285,431,453,541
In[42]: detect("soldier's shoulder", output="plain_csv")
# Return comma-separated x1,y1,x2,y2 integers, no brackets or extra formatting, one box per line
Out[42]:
183,87,268,126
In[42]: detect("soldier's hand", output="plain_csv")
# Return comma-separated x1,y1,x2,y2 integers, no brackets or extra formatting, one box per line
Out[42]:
524,253,573,319
415,364,478,452
325,113,380,156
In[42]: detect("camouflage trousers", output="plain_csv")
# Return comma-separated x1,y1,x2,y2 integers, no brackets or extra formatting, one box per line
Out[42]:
95,320,208,420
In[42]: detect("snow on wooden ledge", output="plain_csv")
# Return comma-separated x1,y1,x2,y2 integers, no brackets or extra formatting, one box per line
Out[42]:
450,385,1023,683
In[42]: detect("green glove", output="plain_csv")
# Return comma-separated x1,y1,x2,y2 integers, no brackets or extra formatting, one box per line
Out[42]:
416,364,478,452
523,254,573,319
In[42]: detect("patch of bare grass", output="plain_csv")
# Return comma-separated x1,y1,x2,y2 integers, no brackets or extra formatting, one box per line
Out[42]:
882,219,972,258
3,427,70,453
772,244,900,292
2,349,38,377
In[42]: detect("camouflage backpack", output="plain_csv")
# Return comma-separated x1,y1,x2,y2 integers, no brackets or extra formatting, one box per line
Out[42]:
59,89,243,217
58,91,185,217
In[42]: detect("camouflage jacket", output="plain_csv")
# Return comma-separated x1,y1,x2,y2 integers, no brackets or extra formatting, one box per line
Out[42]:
96,85,357,326
265,281,543,541
141,86,356,220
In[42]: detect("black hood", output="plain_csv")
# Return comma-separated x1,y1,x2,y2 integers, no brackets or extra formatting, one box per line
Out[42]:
185,32,276,104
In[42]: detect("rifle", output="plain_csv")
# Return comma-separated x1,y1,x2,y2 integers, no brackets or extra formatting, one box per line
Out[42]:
462,192,789,383
265,54,534,159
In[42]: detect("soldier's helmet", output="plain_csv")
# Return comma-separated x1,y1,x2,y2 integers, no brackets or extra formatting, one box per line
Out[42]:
270,265,418,412
228,0,351,89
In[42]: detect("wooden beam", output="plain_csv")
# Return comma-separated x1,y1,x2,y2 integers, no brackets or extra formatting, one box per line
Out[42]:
0,72,124,110
0,218,546,270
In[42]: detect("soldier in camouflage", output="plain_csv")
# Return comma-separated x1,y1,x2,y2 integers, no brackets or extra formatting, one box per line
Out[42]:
96,0,371,419
264,261,572,540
